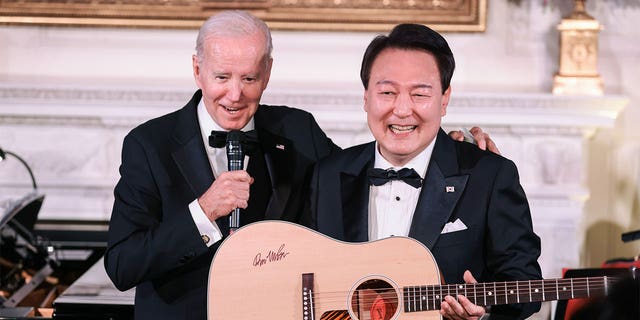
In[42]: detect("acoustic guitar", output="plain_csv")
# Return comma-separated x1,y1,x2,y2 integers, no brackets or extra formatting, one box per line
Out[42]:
207,221,612,320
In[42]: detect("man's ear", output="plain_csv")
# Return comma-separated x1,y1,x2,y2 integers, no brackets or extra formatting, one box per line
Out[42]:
262,57,273,90
363,89,369,112
441,86,452,117
192,54,202,88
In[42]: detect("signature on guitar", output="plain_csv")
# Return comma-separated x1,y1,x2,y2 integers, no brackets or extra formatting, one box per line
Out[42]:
252,243,290,267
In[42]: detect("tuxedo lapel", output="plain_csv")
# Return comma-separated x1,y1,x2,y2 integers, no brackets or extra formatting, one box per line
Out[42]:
340,143,375,242
170,93,214,200
409,129,469,249
257,128,295,220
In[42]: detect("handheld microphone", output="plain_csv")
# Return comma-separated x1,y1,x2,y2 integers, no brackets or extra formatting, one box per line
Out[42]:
226,130,245,233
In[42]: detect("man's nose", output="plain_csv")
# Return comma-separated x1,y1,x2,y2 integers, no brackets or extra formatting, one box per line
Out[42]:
393,93,412,117
226,79,243,102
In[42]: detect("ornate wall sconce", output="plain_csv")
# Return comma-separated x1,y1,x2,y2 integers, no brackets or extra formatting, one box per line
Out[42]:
553,0,604,95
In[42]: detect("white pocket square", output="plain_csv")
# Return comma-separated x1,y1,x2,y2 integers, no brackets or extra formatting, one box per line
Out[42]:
441,218,468,234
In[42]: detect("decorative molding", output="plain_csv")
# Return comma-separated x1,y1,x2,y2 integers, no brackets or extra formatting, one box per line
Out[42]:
0,86,628,128
0,115,103,127
0,86,191,103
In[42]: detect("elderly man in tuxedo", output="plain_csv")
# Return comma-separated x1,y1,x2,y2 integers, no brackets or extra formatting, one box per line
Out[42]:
304,24,542,320
103,11,340,320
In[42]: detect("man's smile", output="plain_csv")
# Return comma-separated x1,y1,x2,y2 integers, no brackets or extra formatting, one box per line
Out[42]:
389,124,417,134
221,104,241,114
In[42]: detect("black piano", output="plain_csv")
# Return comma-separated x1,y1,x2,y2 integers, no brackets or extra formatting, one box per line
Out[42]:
52,257,134,320
1,198,133,320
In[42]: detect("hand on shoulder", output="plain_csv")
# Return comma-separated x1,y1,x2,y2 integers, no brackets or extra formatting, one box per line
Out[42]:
448,127,501,155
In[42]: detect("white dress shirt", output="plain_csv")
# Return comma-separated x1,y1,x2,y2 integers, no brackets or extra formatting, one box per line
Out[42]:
368,138,435,241
188,99,254,246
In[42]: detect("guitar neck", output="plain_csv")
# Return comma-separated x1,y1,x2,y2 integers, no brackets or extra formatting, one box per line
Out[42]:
403,276,612,312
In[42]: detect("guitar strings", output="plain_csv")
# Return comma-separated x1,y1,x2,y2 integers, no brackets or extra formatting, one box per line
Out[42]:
311,281,610,297
309,278,613,307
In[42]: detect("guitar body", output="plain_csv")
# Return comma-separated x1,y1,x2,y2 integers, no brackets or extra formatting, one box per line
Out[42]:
207,221,442,320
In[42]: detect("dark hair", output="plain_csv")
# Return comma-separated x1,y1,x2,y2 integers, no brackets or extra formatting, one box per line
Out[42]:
360,23,455,93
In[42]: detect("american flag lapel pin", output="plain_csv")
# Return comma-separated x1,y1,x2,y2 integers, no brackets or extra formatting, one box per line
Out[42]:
446,186,455,193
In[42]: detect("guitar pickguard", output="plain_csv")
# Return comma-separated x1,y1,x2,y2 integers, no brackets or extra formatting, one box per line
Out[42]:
320,310,351,320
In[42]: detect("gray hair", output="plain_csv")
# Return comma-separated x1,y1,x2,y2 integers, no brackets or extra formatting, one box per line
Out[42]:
195,10,273,64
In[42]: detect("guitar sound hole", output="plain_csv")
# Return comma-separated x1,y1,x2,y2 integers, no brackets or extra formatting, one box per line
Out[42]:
349,279,399,320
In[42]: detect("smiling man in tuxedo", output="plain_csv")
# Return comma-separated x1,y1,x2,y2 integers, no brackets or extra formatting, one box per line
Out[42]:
303,24,542,320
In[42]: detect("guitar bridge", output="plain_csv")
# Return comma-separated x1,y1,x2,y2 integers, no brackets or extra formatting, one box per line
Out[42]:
302,273,315,320
303,273,352,320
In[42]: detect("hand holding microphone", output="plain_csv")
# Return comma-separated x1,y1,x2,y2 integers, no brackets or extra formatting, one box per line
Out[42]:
197,171,252,223
198,130,257,231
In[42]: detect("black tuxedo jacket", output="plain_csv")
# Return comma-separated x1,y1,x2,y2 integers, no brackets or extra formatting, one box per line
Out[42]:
104,90,338,320
304,129,542,319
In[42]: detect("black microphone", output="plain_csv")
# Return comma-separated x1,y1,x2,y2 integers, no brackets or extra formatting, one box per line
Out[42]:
226,130,245,233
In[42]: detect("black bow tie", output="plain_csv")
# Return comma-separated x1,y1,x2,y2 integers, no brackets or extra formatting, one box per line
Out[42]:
209,130,259,154
367,168,423,188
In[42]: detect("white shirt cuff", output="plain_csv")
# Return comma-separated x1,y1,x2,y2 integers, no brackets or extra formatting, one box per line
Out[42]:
188,199,223,247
